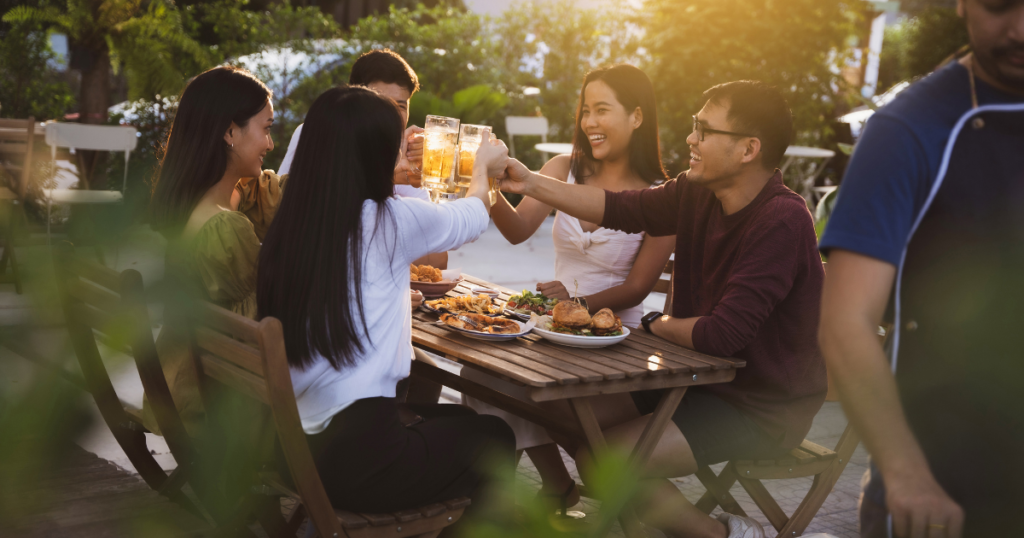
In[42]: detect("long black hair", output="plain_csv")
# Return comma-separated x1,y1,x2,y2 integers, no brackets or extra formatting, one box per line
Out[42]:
150,66,271,237
569,64,668,184
257,86,403,370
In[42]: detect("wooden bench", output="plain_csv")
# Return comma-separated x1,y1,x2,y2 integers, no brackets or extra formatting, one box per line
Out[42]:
190,300,470,538
52,243,209,522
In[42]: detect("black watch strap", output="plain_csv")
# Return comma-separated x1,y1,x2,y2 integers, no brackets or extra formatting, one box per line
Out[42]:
641,311,663,334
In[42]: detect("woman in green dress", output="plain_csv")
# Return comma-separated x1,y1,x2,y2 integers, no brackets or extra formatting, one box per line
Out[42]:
146,65,283,435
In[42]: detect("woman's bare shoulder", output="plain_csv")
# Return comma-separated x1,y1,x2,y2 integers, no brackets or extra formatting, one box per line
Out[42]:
539,154,573,182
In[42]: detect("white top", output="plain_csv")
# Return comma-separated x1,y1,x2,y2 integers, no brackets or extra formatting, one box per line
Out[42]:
553,172,645,328
290,196,489,434
279,123,430,201
278,123,303,176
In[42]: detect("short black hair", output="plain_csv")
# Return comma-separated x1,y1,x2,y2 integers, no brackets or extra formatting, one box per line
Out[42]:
702,81,793,169
349,49,420,94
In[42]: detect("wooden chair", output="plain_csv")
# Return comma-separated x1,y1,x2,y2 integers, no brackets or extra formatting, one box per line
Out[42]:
51,243,209,521
190,300,471,538
0,117,35,294
692,403,859,536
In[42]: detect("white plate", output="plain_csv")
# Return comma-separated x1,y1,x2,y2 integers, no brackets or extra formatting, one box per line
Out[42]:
439,319,532,341
531,326,630,348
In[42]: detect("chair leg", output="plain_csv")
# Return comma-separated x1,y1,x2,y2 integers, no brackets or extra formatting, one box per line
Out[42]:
736,477,789,532
695,465,746,517
777,426,861,536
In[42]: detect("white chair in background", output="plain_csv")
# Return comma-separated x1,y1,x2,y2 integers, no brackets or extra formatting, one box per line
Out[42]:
505,116,549,159
44,122,138,240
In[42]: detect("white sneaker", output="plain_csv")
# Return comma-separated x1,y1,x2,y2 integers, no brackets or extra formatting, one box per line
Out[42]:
717,512,765,538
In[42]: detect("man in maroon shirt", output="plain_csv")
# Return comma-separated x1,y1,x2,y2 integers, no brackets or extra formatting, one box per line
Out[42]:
500,81,826,538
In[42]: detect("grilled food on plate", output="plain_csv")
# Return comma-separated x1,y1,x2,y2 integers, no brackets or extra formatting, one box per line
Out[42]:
440,313,522,334
546,304,624,337
590,308,623,336
425,294,500,315
552,301,592,330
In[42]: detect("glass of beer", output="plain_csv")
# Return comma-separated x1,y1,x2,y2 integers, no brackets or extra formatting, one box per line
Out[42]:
422,115,461,203
458,124,498,205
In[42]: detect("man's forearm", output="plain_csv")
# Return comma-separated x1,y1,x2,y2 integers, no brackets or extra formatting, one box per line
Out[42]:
523,171,606,224
820,319,933,480
649,315,700,350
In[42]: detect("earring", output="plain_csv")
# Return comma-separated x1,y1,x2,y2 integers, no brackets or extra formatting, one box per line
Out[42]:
230,143,234,148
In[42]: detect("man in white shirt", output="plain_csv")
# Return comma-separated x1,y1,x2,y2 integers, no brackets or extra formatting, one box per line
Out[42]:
279,49,447,267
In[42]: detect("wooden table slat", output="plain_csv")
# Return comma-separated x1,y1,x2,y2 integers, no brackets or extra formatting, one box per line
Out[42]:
613,338,717,372
468,338,613,382
525,336,674,377
415,321,583,385
628,330,746,369
412,329,558,387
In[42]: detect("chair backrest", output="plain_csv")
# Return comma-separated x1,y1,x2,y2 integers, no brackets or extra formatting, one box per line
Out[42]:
46,123,138,192
0,117,36,198
651,256,674,313
504,116,548,158
45,122,139,153
52,243,192,487
191,303,344,537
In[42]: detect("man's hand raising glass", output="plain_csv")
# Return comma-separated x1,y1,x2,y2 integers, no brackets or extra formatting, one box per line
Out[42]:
496,158,531,195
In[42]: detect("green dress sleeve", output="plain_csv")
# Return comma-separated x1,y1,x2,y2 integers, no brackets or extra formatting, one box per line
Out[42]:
191,211,261,318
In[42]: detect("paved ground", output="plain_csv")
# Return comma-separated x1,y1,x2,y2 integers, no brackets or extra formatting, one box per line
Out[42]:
0,219,864,537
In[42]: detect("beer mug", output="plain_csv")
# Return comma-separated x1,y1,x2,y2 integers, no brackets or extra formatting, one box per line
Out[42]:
458,124,498,206
422,115,461,203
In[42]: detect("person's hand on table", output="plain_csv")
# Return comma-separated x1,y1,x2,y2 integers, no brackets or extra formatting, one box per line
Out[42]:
884,468,964,538
536,281,571,300
410,290,424,311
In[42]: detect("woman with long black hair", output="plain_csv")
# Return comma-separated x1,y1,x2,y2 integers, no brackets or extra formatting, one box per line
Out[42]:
147,65,283,435
257,85,515,527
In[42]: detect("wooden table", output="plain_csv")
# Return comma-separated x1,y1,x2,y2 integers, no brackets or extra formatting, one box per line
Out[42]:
411,275,745,537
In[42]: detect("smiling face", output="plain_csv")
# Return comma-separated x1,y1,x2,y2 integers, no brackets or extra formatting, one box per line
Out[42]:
686,100,758,186
580,79,641,162
960,0,1024,91
367,81,412,127
225,100,275,178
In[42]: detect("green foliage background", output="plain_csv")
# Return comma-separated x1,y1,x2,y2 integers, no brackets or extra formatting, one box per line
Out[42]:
877,7,968,93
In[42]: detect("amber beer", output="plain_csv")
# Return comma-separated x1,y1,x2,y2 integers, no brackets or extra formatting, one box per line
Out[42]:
458,124,497,205
422,115,461,202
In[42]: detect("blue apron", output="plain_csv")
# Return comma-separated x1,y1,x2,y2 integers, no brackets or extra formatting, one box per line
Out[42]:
864,103,1024,536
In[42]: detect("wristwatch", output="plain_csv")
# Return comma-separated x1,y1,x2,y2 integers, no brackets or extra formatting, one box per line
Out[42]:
641,311,663,334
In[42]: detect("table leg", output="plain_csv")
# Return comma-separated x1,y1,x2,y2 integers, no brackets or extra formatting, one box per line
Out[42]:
569,387,687,538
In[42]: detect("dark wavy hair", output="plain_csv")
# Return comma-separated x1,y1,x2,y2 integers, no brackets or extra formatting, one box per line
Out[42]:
150,66,271,238
349,49,420,93
257,86,403,371
570,64,668,185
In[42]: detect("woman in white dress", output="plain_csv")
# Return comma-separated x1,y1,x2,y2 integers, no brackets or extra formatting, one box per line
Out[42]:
473,64,676,509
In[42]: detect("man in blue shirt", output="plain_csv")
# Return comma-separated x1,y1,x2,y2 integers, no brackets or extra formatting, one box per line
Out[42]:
818,1,1024,536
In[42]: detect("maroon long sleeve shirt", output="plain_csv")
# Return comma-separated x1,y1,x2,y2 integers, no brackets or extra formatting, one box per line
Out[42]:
602,170,826,448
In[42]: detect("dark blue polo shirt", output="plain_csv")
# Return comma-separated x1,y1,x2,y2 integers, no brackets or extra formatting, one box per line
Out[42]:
820,61,1023,263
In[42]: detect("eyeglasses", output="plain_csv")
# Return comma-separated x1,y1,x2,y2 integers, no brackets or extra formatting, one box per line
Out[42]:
692,115,756,142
